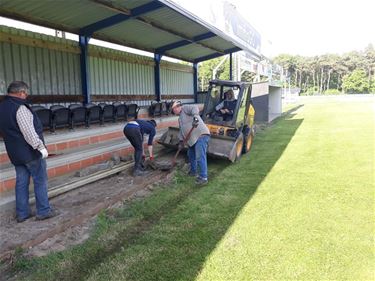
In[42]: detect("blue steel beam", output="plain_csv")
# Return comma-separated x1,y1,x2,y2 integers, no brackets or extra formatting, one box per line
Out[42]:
155,32,216,54
193,47,242,63
80,1,163,36
154,53,162,102
79,35,91,104
229,53,233,80
193,63,198,103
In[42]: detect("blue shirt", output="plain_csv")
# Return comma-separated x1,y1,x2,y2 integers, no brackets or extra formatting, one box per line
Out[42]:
126,120,156,145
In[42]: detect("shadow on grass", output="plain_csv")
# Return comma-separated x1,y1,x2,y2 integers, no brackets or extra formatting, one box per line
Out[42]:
8,115,303,281
92,115,304,281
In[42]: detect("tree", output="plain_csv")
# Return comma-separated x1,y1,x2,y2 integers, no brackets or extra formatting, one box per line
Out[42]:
342,69,369,94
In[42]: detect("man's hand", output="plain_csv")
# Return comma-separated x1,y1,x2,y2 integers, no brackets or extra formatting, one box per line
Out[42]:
150,156,154,161
39,148,48,159
178,141,184,150
192,116,199,128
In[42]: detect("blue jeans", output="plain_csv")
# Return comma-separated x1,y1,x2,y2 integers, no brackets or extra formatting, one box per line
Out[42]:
187,135,210,180
15,158,51,219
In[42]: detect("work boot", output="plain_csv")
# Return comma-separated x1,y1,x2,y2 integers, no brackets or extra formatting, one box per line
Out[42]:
133,169,146,176
16,210,35,223
187,170,197,177
195,176,208,186
36,208,60,221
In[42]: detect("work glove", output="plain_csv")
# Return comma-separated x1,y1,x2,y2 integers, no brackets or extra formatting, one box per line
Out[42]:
192,116,199,128
39,148,48,159
150,156,154,161
178,141,184,150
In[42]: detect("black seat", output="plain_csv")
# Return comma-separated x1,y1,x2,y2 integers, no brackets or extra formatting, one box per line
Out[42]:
99,103,115,123
161,101,169,116
69,104,87,129
31,105,52,131
113,102,128,122
50,105,70,132
149,101,162,117
85,103,102,126
126,103,139,120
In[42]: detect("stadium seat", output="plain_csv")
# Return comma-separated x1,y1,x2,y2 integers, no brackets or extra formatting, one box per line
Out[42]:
126,103,139,120
99,103,115,123
86,103,102,126
69,104,87,129
50,105,70,132
31,105,52,131
149,101,162,117
113,102,128,122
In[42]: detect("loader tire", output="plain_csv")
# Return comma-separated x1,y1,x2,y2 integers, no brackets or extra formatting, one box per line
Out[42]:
242,131,254,154
234,133,244,162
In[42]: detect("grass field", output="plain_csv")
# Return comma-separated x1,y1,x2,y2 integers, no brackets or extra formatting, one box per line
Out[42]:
9,95,374,280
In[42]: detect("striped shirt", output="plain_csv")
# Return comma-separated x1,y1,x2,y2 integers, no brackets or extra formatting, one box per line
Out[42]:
16,105,46,151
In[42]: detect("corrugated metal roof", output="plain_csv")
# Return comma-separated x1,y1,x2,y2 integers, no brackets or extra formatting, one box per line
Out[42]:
0,0,261,62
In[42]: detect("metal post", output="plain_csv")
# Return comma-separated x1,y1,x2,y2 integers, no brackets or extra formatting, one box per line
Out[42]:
79,35,90,104
229,53,233,80
154,53,162,102
193,62,198,103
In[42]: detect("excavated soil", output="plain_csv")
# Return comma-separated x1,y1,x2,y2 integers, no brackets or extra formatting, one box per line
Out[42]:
0,154,184,262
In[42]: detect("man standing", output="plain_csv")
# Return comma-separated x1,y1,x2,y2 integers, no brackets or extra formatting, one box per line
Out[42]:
123,119,157,176
171,101,210,185
0,81,58,222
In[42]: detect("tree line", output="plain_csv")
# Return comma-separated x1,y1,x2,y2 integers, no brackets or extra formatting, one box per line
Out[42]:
197,44,375,94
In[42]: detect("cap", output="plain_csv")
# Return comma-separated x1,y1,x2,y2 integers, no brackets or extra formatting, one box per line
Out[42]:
171,100,182,109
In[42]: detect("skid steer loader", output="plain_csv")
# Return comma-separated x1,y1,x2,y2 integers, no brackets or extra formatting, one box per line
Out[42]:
158,79,255,162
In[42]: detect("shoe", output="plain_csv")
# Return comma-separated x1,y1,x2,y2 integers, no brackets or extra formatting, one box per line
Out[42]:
195,177,208,186
187,170,197,177
133,169,146,176
36,209,60,221
16,210,35,223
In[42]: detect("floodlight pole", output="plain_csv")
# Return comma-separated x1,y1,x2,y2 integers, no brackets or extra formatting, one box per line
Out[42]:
229,53,233,80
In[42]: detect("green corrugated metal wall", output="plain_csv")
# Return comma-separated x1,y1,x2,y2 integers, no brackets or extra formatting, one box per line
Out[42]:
0,25,194,104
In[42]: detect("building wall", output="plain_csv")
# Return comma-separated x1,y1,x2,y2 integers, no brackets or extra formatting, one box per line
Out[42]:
0,26,194,106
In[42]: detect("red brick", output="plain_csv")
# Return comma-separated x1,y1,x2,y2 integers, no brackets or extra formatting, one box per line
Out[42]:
3,178,16,191
90,136,100,144
54,165,70,177
79,138,90,146
68,162,81,171
56,142,68,151
47,168,56,178
0,153,9,164
68,140,79,149
92,155,103,164
81,158,93,168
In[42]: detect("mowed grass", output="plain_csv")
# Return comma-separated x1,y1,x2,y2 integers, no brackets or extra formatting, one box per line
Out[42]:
10,96,374,280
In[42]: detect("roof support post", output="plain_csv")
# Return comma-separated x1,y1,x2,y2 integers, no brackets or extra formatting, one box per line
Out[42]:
193,63,198,103
79,35,91,104
154,53,162,102
229,53,233,81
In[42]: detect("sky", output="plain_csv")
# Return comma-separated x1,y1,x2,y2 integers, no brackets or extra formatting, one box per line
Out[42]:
175,0,375,57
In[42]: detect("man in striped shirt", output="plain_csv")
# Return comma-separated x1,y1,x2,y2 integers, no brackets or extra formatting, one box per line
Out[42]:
0,81,58,222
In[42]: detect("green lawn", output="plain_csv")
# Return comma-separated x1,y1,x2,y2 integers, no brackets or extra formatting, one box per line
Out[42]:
10,96,374,280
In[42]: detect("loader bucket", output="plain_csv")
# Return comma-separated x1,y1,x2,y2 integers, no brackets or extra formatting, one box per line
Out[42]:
158,127,242,163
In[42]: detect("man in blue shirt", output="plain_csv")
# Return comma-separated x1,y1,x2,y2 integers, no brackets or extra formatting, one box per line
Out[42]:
123,119,157,176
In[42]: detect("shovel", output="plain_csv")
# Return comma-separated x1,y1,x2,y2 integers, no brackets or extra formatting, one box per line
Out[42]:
156,125,196,171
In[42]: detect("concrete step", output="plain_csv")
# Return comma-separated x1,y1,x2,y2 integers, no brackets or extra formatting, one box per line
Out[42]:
0,115,178,165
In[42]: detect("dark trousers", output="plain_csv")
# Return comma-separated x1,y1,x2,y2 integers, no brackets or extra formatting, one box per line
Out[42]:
123,126,143,171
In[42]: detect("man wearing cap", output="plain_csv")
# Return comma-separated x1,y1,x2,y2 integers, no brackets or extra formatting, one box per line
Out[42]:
123,119,157,176
0,81,58,222
171,101,210,185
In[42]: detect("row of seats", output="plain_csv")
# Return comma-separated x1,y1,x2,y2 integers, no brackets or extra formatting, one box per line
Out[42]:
31,102,139,132
149,101,173,117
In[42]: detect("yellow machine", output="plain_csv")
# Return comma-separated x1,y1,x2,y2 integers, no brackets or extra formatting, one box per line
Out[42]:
158,79,255,162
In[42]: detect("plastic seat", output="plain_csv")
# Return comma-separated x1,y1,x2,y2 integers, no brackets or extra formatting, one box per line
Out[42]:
113,102,128,122
69,104,87,128
126,103,139,120
50,105,70,132
99,103,115,123
149,101,162,117
161,101,169,116
31,105,52,131
85,103,102,126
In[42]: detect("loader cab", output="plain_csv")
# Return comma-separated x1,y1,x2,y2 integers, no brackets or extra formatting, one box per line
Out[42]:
202,80,251,129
